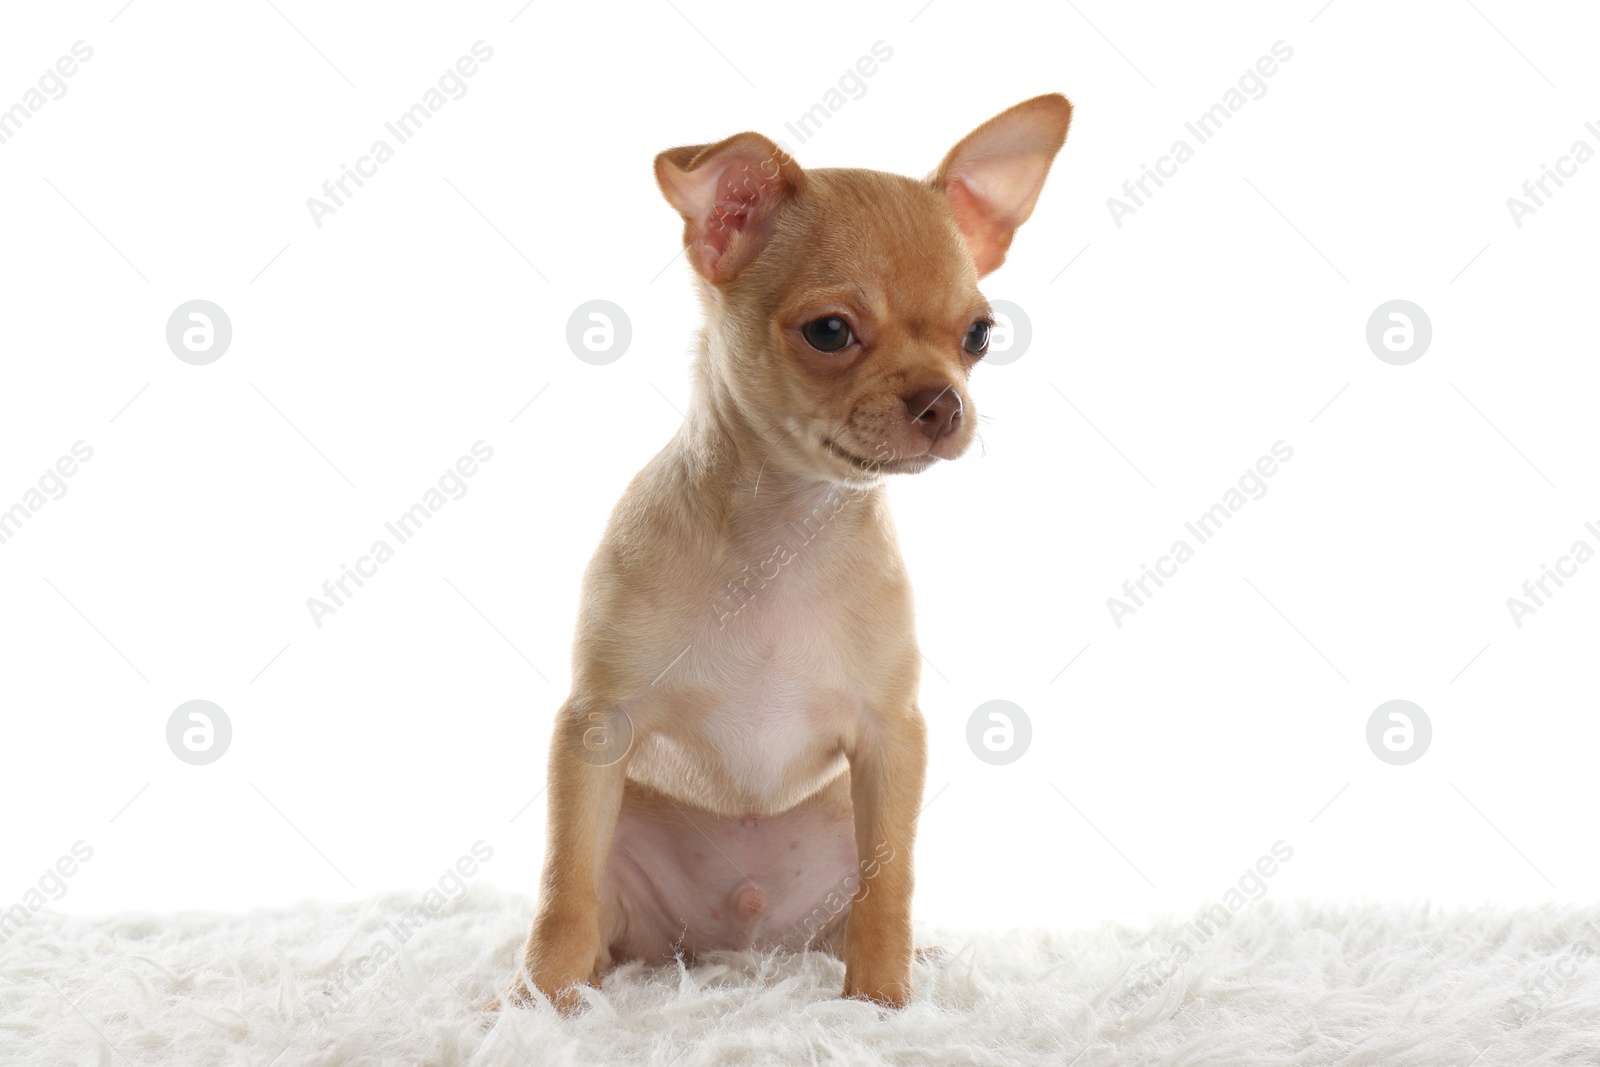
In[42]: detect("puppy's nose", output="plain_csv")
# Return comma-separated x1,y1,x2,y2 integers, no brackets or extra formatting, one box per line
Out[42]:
904,385,962,441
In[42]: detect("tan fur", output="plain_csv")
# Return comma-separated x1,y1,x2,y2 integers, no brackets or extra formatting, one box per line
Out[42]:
496,94,1072,1014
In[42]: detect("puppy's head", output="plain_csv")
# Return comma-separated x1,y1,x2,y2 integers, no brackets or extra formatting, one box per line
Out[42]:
657,94,1072,485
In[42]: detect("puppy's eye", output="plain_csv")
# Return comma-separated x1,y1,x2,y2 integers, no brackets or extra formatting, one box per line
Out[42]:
801,316,853,353
963,319,992,357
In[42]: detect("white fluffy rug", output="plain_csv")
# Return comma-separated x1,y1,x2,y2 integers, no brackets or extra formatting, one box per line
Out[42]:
4,887,1599,1066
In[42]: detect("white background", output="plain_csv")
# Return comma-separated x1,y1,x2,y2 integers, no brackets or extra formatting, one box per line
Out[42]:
1,0,1596,937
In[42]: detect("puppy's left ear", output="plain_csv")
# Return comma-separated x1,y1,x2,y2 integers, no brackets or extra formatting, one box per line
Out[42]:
931,94,1073,276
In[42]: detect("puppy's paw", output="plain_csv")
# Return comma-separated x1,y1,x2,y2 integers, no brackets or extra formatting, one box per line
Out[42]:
536,972,597,1015
842,968,912,1009
490,970,596,1016
514,929,608,1015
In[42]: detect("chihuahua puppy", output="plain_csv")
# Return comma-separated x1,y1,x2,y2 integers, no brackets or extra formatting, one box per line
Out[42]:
503,94,1072,1012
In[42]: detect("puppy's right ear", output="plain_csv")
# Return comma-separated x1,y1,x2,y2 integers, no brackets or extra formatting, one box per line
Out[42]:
655,133,804,284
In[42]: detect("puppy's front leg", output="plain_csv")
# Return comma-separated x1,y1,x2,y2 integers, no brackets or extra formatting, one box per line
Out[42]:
841,706,927,1008
514,698,630,1012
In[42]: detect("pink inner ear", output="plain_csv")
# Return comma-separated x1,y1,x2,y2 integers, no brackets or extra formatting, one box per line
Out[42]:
944,175,1009,276
704,176,761,253
695,158,783,278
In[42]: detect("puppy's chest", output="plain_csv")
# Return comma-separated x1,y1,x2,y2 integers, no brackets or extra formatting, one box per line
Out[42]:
704,531,840,634
633,576,862,807
691,591,858,729
689,533,858,683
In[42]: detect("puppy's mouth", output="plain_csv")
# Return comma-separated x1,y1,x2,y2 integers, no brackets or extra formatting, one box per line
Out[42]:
821,437,934,476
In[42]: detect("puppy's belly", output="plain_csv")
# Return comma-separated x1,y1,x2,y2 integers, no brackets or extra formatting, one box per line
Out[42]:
602,782,858,961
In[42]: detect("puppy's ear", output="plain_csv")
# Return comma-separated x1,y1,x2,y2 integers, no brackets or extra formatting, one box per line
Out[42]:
931,94,1073,276
655,133,805,284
